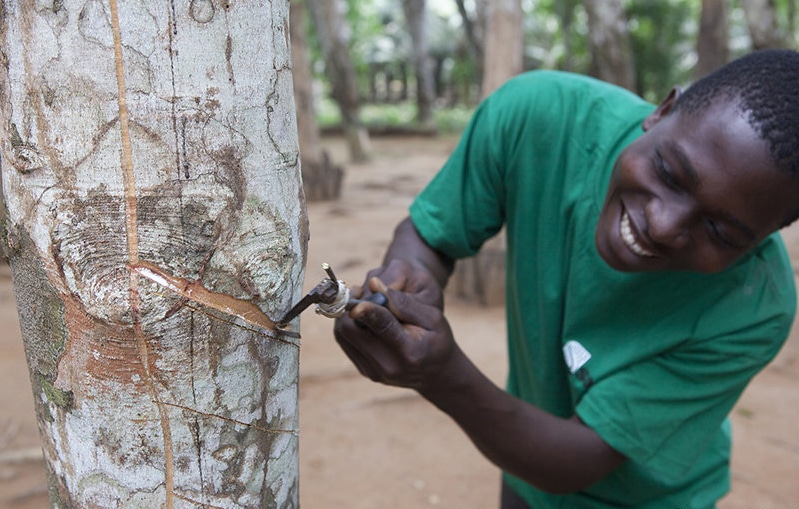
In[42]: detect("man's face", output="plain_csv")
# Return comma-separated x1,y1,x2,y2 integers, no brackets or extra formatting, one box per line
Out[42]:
595,94,799,273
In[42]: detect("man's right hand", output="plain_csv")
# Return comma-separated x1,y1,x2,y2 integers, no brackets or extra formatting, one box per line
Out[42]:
355,258,444,309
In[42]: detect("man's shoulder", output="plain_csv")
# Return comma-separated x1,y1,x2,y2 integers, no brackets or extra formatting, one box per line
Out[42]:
497,70,644,103
741,231,797,300
488,70,654,131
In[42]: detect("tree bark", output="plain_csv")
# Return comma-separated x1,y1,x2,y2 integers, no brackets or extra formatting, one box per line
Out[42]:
583,0,636,90
741,0,789,49
481,0,524,99
402,0,437,128
695,0,729,80
1,1,306,507
306,0,371,162
291,0,343,201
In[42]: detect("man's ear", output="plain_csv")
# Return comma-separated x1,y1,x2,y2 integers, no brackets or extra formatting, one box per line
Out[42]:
642,86,683,131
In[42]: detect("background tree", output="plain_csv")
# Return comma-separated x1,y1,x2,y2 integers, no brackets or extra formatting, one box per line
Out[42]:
741,0,791,49
1,1,305,507
481,0,525,98
449,0,524,307
402,0,437,128
291,0,344,201
583,0,636,90
695,0,730,79
307,0,372,162
553,0,584,72
454,0,487,99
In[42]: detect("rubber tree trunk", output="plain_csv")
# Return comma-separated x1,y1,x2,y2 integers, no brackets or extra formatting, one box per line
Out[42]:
0,1,306,508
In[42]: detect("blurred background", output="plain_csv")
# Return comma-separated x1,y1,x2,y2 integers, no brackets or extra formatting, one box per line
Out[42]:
289,0,795,189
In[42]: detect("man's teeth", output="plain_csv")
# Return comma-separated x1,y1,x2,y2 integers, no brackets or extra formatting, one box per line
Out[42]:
620,211,655,257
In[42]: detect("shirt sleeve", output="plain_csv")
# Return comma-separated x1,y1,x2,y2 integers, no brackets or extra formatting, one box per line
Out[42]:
576,244,796,479
409,95,507,259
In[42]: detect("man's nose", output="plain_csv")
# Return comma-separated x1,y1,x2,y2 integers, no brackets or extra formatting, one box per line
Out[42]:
646,199,693,249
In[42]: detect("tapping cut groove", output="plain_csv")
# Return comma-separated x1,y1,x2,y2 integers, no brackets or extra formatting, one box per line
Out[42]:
129,261,280,333
108,0,175,506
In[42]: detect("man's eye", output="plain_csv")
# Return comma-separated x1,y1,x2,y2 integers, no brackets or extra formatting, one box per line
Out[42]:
653,151,678,188
707,220,738,248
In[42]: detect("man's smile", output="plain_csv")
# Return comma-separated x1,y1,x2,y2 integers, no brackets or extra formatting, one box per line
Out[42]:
620,209,656,257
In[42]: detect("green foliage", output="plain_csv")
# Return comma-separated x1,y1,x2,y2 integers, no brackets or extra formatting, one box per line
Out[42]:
433,104,475,133
317,97,343,129
523,0,591,73
627,0,698,101
317,97,473,135
361,102,417,126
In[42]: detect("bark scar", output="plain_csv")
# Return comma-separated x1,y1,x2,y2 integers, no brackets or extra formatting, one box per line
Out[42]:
129,261,297,342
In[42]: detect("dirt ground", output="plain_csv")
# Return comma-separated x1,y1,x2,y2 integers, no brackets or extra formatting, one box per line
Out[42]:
1,135,798,508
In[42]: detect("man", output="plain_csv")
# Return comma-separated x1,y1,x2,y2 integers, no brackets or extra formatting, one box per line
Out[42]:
333,49,799,507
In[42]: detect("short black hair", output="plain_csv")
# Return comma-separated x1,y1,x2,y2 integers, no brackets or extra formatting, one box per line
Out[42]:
673,49,799,224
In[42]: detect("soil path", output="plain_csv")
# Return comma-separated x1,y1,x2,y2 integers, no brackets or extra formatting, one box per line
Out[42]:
1,135,798,508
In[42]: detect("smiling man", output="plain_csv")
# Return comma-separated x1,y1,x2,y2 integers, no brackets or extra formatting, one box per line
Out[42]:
333,49,799,508
596,89,797,273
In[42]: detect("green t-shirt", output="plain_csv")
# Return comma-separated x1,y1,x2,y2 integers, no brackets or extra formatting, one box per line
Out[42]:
409,71,796,508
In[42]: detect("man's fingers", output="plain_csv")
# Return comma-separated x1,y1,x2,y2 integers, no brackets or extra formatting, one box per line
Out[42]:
334,316,396,380
349,297,405,341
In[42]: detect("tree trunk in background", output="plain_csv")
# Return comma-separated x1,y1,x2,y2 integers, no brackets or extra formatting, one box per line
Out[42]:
449,0,523,306
449,0,516,306
454,0,485,62
307,0,371,162
402,0,437,129
741,0,789,49
583,0,635,90
695,0,729,80
454,0,487,96
291,0,344,201
481,0,524,99
1,1,306,507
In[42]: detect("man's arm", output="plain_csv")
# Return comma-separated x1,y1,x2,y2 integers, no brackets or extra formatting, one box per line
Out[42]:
334,217,626,494
417,338,627,494
354,217,454,309
381,216,454,291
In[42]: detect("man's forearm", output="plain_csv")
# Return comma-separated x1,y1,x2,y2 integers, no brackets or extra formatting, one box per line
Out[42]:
383,217,454,289
418,348,626,494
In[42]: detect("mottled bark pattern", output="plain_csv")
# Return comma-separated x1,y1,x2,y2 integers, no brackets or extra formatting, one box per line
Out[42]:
1,1,305,508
